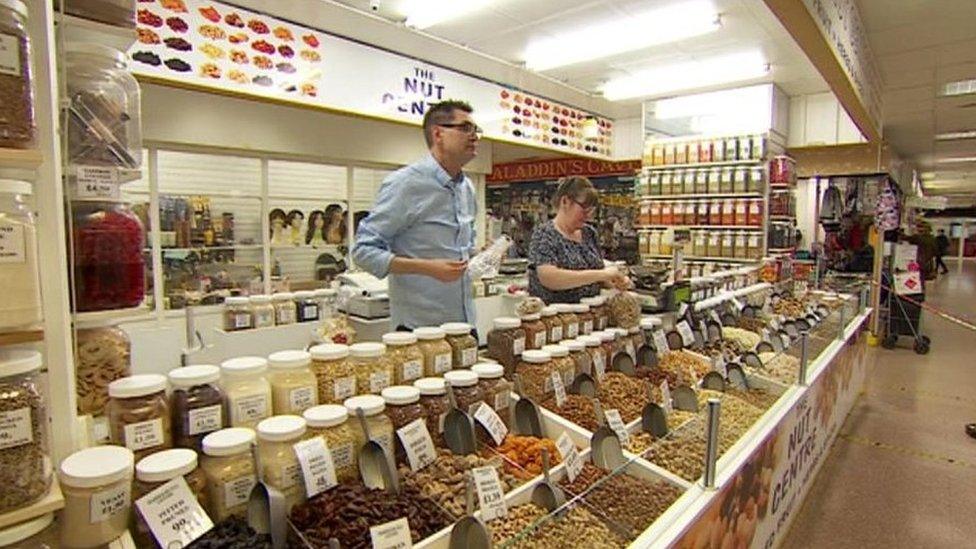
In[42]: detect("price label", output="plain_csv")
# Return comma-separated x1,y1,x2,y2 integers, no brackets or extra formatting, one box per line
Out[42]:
770,318,781,331
653,330,669,357
604,409,629,446
222,474,256,509
551,326,563,342
402,360,423,382
289,386,316,412
713,356,727,378
676,321,694,347
761,328,771,342
593,351,606,381
473,402,508,445
91,483,131,524
731,297,744,311
370,517,412,549
293,437,338,498
187,405,222,436
333,377,356,401
434,353,452,374
462,348,478,367
780,334,791,349
135,477,213,548
555,432,583,482
677,302,689,319
396,418,436,472
534,331,547,349
513,337,526,356
699,320,708,340
76,166,121,200
551,371,566,407
583,320,594,334
0,223,25,264
472,466,508,521
124,418,164,452
660,380,673,414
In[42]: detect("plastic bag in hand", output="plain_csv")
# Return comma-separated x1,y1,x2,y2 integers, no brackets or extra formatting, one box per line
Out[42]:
467,235,513,280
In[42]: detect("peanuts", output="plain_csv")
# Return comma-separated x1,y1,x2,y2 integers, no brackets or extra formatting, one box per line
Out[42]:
597,373,648,423
541,394,598,432
493,503,628,549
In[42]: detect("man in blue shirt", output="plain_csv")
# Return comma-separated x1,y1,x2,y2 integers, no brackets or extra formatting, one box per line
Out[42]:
353,100,481,329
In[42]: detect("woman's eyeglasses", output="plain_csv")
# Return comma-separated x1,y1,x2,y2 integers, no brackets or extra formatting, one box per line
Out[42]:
439,122,484,136
572,199,597,212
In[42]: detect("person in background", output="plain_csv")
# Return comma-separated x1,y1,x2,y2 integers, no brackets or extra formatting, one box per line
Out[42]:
353,100,481,329
527,176,630,304
936,229,950,274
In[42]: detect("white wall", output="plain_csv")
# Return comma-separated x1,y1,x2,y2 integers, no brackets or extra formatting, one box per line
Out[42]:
796,178,821,251
612,116,643,160
788,92,867,148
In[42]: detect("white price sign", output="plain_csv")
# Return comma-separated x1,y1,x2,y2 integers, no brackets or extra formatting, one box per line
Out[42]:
699,320,708,340
731,297,744,311
396,418,436,472
713,356,727,378
293,437,338,498
653,330,669,357
555,432,583,483
780,334,792,349
551,371,567,407
676,321,695,347
677,302,689,319
135,477,213,548
370,517,412,549
593,351,606,381
660,380,673,414
770,318,781,331
472,466,508,521
474,402,508,445
625,341,636,362
76,166,121,200
761,328,771,342
604,409,629,446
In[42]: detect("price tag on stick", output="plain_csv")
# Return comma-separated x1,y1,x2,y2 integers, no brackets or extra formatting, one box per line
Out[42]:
660,380,673,414
135,477,213,548
472,466,508,521
293,437,338,498
370,517,412,549
555,432,583,482
551,371,567,407
676,321,695,347
396,418,437,472
474,402,509,445
653,330,669,357
604,409,630,446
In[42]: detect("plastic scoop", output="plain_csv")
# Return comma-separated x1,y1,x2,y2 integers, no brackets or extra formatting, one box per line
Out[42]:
449,474,492,549
355,407,399,493
590,400,626,470
443,385,477,455
512,374,544,438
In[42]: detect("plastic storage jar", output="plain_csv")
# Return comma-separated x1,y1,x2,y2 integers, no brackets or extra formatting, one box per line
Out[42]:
577,300,597,335
273,292,297,325
444,370,485,416
59,446,135,548
250,295,275,328
132,449,209,546
414,377,450,447
519,313,548,350
0,1,34,149
381,386,425,465
555,304,580,339
564,339,592,379
471,362,512,423
382,332,425,385
349,342,394,395
543,344,575,388
344,395,395,468
268,350,318,415
486,317,526,377
75,323,131,417
441,322,478,369
222,297,252,331
220,357,272,429
201,427,257,521
302,405,357,483
256,415,307,510
0,181,41,329
608,328,631,371
579,335,606,379
70,199,145,312
516,350,554,403
107,374,171,460
627,326,645,361
415,327,453,377
309,344,356,404
65,43,141,169
314,288,338,319
294,291,319,322
541,306,563,343
0,350,51,514
168,365,226,451
596,331,616,378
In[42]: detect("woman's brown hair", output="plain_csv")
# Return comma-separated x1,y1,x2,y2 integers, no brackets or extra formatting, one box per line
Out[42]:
551,176,599,210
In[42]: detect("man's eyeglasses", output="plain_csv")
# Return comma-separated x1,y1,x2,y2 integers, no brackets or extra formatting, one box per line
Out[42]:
439,122,483,136
573,199,597,212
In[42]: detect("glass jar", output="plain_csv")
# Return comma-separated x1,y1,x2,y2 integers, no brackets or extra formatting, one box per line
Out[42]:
349,342,395,395
75,323,131,418
541,306,563,344
708,231,722,257
201,428,257,521
382,332,425,385
303,405,357,483
720,168,734,193
579,335,606,379
543,344,575,388
132,449,209,547
294,291,319,322
223,297,252,331
693,230,708,256
660,201,673,226
444,370,485,417
734,232,748,259
415,327,454,377
748,233,763,259
268,350,318,415
344,395,395,468
564,338,592,379
708,199,722,225
593,296,610,331
273,292,297,325
520,313,548,350
168,365,226,452
314,288,338,320
220,357,272,429
516,350,554,402
0,181,40,329
649,201,662,225
556,304,580,339
734,199,749,226
256,415,307,510
309,344,356,404
734,168,749,193
414,378,450,448
471,362,512,422
573,303,594,335
59,446,134,549
748,198,763,226
0,1,34,149
0,350,51,514
721,231,735,259
107,374,172,461
684,199,697,225
486,317,526,378
381,386,425,465
65,43,141,168
70,199,146,312
441,322,478,369
250,295,275,329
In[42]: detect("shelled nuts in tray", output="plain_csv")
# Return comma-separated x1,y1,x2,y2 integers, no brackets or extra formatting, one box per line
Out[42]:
659,351,711,381
721,327,762,352
488,502,628,549
541,394,598,432
643,420,708,482
597,372,649,423
623,409,698,455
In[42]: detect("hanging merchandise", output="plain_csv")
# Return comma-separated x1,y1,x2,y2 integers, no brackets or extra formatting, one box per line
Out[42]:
875,178,901,232
819,181,843,231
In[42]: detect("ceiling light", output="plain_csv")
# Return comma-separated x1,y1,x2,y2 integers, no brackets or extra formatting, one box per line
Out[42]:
403,0,491,29
935,130,976,141
935,156,976,164
523,1,720,71
602,51,769,101
942,78,976,97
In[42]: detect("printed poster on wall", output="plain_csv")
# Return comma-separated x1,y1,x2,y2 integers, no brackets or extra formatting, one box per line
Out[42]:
130,0,613,157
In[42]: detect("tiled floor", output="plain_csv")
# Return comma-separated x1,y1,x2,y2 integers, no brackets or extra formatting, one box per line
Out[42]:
782,260,976,548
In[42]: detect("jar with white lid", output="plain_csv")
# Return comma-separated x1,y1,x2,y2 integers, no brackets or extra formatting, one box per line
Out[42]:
486,317,525,377
543,344,575,388
273,293,297,325
256,415,307,510
132,448,209,546
627,326,645,361
471,362,512,423
0,350,51,514
76,323,131,418
0,0,34,149
382,332,425,385
268,350,318,415
609,328,631,371
223,297,252,332
344,395,395,469
519,313,547,350
302,405,357,483
294,291,319,322
415,327,453,377
596,330,616,379
70,199,145,312
201,427,257,521
516,350,554,403
444,369,485,417
414,378,450,448
250,295,275,328
441,322,478,369
541,306,563,343
107,374,171,460
579,335,606,380
349,342,395,395
555,304,580,339
59,446,135,548
576,301,596,335
314,288,338,319
220,357,272,428
309,343,356,404
564,339,592,379
0,180,41,330
381,386,425,465
592,296,610,331
168,364,226,451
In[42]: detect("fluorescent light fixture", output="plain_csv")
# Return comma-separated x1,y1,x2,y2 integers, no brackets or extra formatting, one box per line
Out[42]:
403,0,491,29
935,130,976,141
523,1,720,71
942,78,976,97
935,156,976,164
603,51,769,101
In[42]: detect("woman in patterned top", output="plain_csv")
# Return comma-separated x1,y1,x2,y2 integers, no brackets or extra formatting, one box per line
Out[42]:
528,176,630,304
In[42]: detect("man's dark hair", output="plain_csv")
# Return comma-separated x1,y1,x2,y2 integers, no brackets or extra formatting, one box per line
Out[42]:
422,100,473,147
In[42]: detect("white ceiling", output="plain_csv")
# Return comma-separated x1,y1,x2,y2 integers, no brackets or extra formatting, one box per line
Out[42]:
858,0,976,196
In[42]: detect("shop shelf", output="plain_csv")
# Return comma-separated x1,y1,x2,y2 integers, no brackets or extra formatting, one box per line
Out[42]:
0,148,43,170
768,215,795,221
640,158,764,171
635,225,763,231
0,481,64,530
638,192,763,201
64,165,143,184
152,244,264,253
0,326,44,346
642,255,761,264
767,247,796,254
55,13,136,52
73,305,153,327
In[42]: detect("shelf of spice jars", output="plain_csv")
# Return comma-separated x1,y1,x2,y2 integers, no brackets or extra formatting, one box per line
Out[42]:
0,326,44,347
0,148,43,171
635,225,763,231
641,254,762,264
639,158,765,171
0,480,64,530
637,192,763,201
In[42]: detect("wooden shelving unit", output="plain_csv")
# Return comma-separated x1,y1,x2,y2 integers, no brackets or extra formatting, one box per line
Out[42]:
0,327,44,346
0,148,43,170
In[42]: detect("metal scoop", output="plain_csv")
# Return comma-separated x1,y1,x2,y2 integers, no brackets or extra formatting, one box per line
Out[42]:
671,385,699,412
640,383,669,438
636,343,658,369
512,375,544,438
726,364,749,389
444,385,477,454
590,400,626,470
449,474,492,549
530,448,566,511
570,372,597,397
355,407,399,493
702,372,726,391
